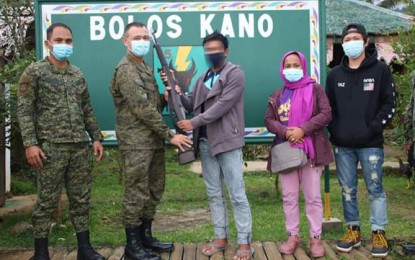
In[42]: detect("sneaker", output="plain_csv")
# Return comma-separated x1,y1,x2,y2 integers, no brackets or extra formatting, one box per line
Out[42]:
309,237,325,257
371,230,388,257
280,234,300,255
336,225,361,252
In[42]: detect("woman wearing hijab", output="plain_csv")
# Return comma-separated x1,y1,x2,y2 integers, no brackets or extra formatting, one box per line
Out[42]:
264,51,333,257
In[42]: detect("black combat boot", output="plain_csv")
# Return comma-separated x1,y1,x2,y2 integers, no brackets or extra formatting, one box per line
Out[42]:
124,227,161,260
141,218,174,252
403,244,415,254
76,231,105,260
33,238,50,260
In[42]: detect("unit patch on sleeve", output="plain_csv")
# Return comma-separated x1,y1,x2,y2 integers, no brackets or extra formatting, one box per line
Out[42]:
18,75,32,96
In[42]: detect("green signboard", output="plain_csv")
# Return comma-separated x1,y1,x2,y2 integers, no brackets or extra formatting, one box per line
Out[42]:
34,0,326,144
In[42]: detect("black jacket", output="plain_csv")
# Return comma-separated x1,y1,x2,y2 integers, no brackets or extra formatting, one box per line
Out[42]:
326,48,395,148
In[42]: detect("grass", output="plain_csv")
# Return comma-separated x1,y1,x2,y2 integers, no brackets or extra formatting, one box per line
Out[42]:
1,147,415,258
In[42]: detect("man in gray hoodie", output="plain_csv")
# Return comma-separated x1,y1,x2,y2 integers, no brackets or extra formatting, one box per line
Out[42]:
170,31,252,260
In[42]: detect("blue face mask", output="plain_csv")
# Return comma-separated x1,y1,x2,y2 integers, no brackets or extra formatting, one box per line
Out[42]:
205,52,225,68
131,40,150,57
342,40,364,59
283,68,303,82
51,44,73,61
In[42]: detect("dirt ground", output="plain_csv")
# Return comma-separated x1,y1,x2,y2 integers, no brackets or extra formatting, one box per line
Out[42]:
384,143,403,158
0,195,212,234
154,208,211,232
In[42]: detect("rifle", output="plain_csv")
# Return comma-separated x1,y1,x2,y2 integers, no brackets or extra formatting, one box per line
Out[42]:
150,30,196,164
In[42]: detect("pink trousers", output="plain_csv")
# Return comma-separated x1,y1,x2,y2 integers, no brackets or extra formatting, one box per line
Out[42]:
280,161,323,238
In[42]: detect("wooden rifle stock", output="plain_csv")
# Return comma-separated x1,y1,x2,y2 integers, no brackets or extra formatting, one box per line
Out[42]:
150,30,195,164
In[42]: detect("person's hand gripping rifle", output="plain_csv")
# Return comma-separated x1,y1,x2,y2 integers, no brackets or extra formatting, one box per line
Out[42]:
150,30,196,164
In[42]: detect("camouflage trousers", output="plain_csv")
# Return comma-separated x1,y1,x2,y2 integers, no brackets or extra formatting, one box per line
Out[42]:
32,141,92,238
121,149,165,228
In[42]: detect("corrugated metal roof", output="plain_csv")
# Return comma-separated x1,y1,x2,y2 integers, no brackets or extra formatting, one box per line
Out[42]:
326,0,414,36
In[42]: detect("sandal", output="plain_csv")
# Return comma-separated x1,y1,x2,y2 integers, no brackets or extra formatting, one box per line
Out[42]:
233,247,254,260
201,241,229,256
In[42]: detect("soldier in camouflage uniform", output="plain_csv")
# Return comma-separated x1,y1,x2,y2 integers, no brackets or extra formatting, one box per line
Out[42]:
109,22,192,260
17,23,105,260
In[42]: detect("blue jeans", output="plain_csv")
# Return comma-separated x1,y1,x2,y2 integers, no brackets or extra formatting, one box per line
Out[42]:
334,146,388,231
199,139,252,245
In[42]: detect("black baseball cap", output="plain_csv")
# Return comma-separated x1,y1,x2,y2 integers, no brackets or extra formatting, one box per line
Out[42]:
341,23,367,40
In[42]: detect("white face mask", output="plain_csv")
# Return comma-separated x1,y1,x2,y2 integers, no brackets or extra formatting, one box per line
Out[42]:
51,43,73,61
130,40,150,57
342,40,364,59
283,68,303,82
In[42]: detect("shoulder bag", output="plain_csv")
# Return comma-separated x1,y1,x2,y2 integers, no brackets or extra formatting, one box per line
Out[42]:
270,141,308,174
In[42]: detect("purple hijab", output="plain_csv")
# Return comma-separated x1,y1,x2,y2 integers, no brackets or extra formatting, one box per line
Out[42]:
279,51,315,159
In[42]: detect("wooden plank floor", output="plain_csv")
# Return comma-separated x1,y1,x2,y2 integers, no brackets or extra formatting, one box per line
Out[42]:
0,241,398,259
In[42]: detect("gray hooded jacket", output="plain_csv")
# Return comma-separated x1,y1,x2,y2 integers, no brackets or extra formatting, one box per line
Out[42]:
181,62,245,156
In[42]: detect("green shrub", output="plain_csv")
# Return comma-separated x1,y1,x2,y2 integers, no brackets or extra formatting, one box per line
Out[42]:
10,177,35,195
1,52,35,173
242,144,269,161
390,25,415,146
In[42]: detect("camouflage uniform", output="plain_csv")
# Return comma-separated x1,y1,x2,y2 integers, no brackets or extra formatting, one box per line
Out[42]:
110,55,170,228
17,58,103,238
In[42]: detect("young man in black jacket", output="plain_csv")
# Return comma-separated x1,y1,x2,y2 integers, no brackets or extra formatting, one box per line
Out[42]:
326,23,395,258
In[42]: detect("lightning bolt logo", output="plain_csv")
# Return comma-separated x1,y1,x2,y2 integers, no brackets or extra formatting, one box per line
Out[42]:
175,46,192,71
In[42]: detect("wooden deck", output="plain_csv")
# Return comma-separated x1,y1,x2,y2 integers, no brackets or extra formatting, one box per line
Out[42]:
0,241,397,259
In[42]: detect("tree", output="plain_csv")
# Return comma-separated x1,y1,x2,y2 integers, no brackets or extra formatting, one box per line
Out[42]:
389,25,415,145
0,0,34,60
361,0,415,15
0,0,35,173
379,0,415,15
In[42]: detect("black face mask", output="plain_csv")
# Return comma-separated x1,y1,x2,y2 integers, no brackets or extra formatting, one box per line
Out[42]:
205,52,225,68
